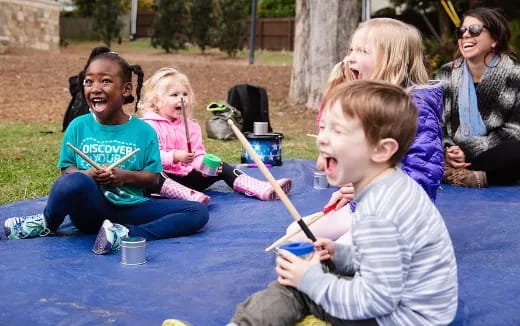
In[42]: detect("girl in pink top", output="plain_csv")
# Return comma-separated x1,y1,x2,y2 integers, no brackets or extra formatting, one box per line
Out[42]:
140,67,291,205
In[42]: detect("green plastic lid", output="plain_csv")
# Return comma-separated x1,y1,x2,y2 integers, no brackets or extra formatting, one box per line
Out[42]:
202,153,221,168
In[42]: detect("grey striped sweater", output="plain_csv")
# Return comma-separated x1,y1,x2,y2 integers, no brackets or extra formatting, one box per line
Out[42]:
298,169,458,325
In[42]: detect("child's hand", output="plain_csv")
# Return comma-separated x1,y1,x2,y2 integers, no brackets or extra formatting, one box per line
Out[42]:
276,249,321,288
326,183,354,210
313,238,336,261
216,164,223,175
90,166,113,185
316,154,326,171
107,167,126,187
176,151,194,163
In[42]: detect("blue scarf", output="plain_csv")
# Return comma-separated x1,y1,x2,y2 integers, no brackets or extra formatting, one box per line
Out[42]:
457,56,498,139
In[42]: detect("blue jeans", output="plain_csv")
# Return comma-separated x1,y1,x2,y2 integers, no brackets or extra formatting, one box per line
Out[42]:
43,172,209,240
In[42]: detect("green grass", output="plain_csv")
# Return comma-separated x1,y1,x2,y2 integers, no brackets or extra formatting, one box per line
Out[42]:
0,121,316,205
65,39,294,66
0,122,62,205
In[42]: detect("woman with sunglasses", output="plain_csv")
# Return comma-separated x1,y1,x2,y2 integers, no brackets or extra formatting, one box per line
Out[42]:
436,7,520,188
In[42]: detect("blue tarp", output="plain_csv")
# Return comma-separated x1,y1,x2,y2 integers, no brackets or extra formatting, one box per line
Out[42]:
1,159,519,325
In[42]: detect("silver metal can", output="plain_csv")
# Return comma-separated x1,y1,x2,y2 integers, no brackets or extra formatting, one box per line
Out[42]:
313,171,328,189
253,122,268,135
120,237,146,265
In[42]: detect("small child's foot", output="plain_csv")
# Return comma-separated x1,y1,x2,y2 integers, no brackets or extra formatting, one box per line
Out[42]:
4,213,51,240
92,219,129,255
162,319,191,326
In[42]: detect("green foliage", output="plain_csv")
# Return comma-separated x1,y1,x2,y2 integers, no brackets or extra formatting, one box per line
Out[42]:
92,0,124,47
151,0,189,53
139,0,154,10
212,0,249,57
258,0,295,18
189,0,216,53
510,18,520,56
72,0,96,16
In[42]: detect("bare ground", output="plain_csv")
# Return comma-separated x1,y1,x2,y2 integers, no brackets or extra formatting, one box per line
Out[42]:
0,44,317,136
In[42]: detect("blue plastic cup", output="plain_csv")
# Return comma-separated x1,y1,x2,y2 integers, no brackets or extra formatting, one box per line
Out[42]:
278,242,314,260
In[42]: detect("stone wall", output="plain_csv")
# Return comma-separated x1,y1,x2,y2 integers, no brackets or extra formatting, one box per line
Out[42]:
0,0,60,52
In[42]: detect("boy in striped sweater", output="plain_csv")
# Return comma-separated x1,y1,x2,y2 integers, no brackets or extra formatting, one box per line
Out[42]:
229,80,458,326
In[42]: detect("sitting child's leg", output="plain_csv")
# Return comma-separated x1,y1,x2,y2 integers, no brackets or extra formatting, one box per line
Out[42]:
230,281,310,325
228,164,292,201
159,173,210,205
4,172,107,239
286,205,352,244
230,281,377,326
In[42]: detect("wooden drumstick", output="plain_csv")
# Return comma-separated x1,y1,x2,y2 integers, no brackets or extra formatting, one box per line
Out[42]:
181,98,192,153
265,202,337,252
66,143,102,170
107,149,140,170
227,119,335,271
67,143,139,170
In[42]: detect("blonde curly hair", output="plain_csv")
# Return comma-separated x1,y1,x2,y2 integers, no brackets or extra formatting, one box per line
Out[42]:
139,66,196,118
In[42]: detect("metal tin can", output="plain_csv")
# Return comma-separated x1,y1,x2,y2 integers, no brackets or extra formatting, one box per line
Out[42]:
200,153,221,176
313,171,328,189
121,237,146,265
253,122,268,135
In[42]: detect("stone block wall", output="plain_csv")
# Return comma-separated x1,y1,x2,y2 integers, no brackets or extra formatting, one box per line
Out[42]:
0,0,60,51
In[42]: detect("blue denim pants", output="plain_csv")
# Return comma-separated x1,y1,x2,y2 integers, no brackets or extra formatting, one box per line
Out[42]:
44,172,209,240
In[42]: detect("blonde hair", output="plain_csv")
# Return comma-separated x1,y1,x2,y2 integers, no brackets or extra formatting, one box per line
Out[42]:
323,80,418,166
140,66,196,118
325,18,429,95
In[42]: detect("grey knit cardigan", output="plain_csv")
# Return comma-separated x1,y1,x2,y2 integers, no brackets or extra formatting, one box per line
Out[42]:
436,55,520,161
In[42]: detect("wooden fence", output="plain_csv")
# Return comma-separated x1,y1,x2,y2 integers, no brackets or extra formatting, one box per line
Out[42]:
61,12,295,51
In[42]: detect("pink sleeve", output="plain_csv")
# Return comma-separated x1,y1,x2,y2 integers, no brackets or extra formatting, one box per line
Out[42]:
188,121,206,171
285,205,353,243
144,119,175,170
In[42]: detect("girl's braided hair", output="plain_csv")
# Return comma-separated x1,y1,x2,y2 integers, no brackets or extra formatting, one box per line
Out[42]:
79,52,144,112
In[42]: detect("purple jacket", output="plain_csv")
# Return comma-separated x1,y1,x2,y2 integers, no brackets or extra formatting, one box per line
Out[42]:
316,83,444,202
402,84,444,201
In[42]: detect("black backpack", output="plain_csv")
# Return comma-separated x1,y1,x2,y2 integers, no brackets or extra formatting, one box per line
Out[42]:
227,84,272,133
62,74,89,132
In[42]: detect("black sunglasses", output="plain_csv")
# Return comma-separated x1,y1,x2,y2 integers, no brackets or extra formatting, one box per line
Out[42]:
455,24,486,39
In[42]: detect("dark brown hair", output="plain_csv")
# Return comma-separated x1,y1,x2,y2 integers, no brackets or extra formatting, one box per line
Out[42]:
322,80,418,166
455,7,518,61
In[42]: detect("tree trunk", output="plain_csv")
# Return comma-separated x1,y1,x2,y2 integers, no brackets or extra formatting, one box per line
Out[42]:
289,0,359,110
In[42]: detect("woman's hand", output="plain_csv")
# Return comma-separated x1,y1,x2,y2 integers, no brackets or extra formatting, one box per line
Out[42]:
326,183,354,210
445,145,470,169
175,151,194,164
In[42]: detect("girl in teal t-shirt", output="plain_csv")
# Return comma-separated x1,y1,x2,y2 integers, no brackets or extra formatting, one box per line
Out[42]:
4,52,208,255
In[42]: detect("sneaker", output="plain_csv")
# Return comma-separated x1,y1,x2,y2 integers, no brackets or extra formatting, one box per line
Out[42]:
446,168,488,188
162,319,191,326
92,219,129,255
4,213,51,240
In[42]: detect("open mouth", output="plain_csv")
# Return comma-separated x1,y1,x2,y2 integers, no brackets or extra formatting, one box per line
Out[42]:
462,42,476,50
324,157,338,176
90,97,107,111
350,69,360,80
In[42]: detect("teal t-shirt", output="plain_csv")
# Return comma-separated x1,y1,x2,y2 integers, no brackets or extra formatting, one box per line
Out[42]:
58,113,162,205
